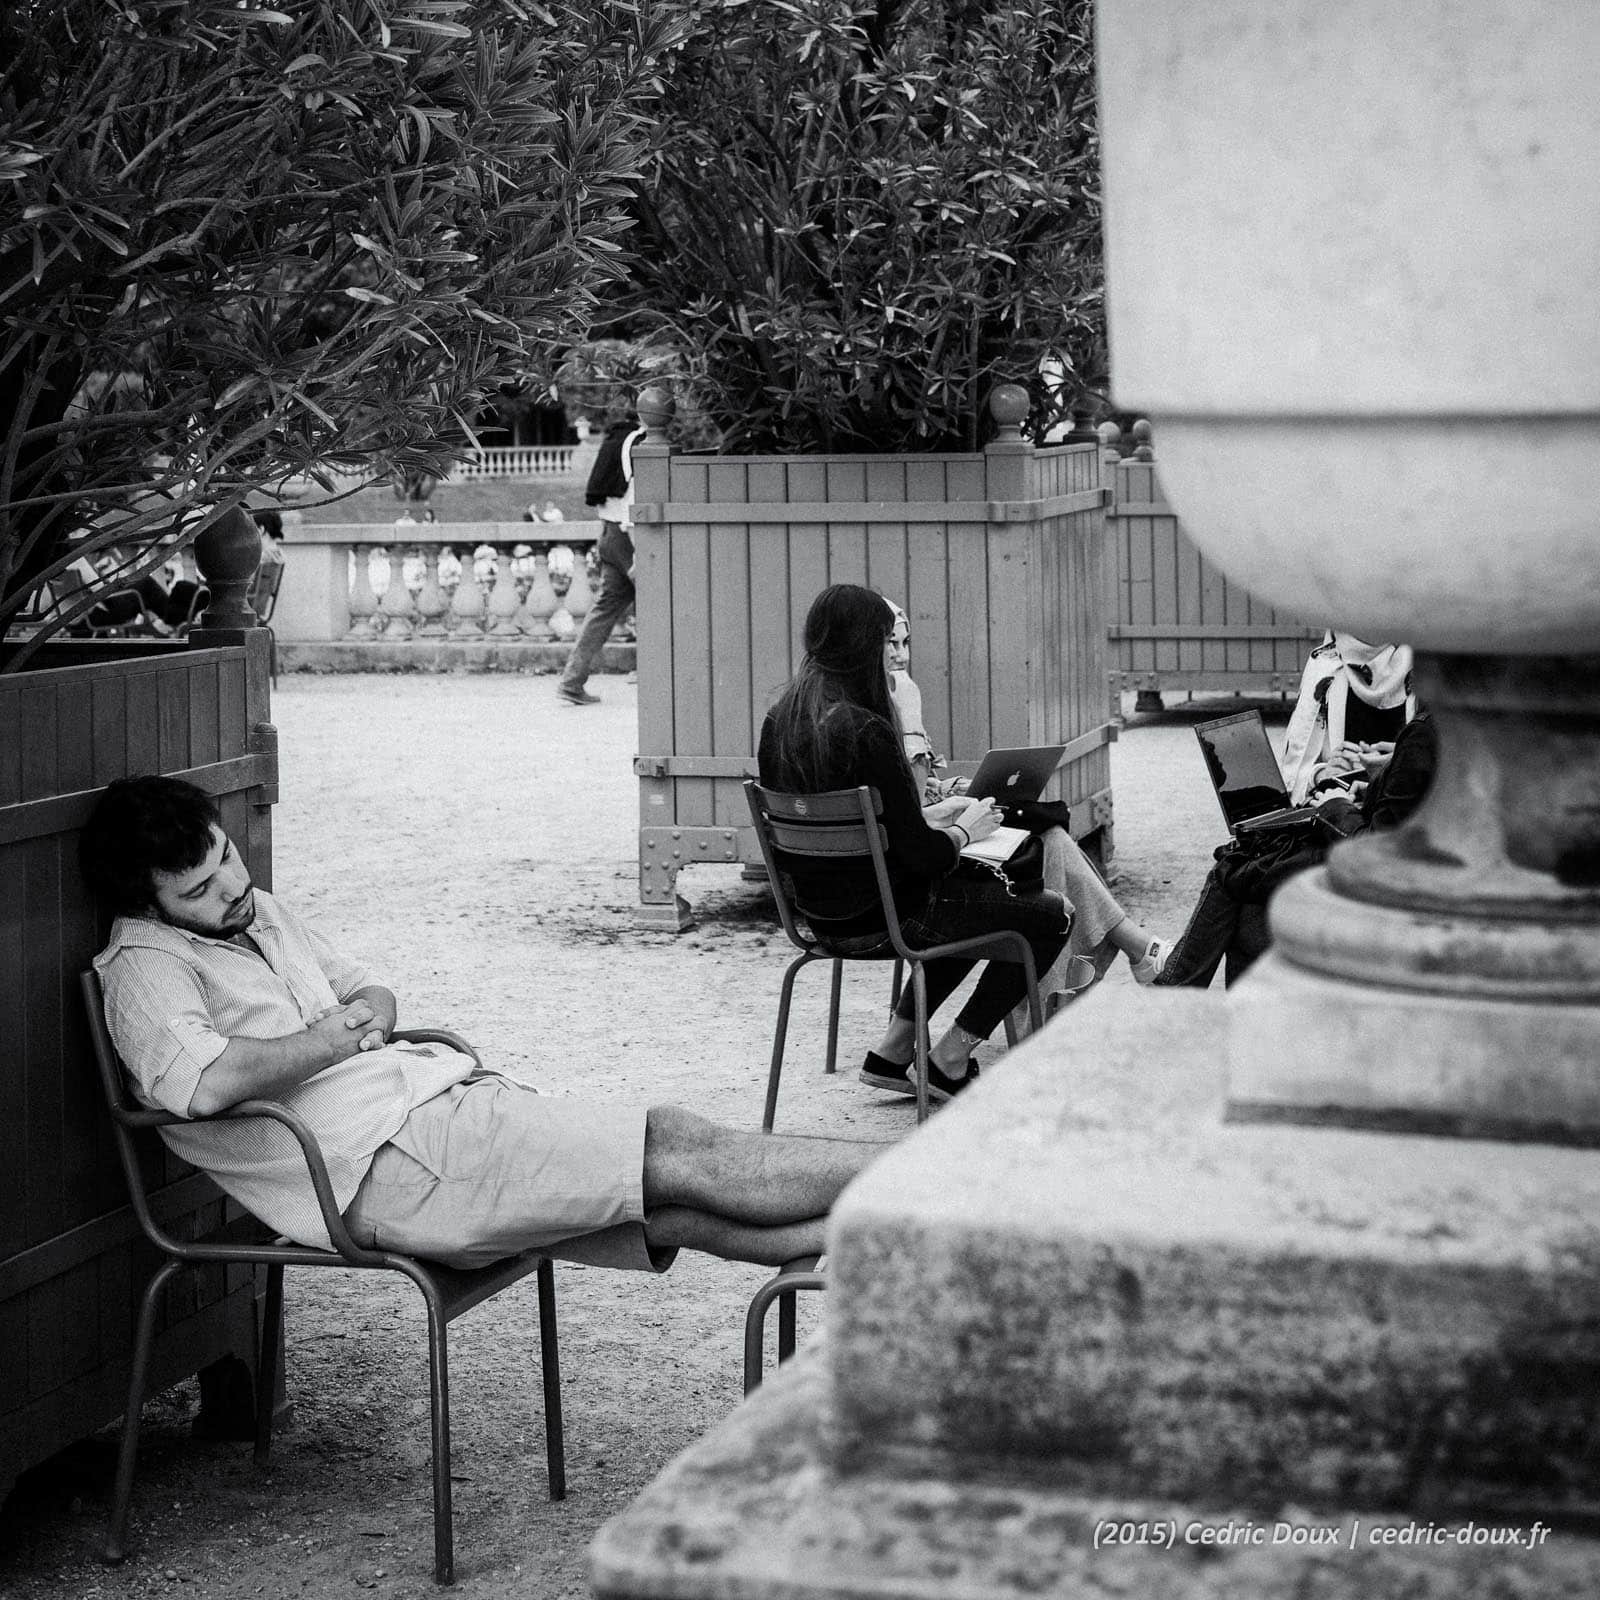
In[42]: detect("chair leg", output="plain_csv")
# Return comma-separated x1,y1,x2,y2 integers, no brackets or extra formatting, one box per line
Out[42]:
419,1284,455,1585
253,1263,285,1466
911,961,931,1125
535,1258,566,1502
763,952,811,1133
104,1258,184,1563
1023,947,1044,1034
743,1261,829,1395
823,958,843,1075
742,1278,777,1396
778,1288,798,1362
1002,1013,1018,1047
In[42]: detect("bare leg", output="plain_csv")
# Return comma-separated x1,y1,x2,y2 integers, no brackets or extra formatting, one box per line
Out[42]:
642,1107,885,1225
644,1206,828,1266
1107,915,1159,959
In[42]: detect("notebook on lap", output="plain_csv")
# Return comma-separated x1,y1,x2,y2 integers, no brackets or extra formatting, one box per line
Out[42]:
1193,711,1319,836
966,743,1069,803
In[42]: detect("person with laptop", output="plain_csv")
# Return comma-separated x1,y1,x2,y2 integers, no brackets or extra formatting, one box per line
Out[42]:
1156,708,1437,988
759,584,1072,1103
885,600,1169,993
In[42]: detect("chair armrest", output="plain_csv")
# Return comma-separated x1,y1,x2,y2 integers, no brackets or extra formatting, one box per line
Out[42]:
217,1099,385,1264
392,1027,482,1067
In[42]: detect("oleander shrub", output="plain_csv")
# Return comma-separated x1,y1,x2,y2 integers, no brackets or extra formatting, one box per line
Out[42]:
621,0,1103,454
0,0,668,661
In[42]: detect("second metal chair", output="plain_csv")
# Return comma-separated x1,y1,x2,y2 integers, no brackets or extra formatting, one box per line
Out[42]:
744,780,1043,1128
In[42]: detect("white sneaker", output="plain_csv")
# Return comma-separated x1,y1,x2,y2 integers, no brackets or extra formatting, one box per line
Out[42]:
1129,937,1169,986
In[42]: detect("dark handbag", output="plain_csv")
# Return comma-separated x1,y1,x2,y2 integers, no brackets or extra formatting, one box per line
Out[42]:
955,830,1046,896
1213,816,1337,904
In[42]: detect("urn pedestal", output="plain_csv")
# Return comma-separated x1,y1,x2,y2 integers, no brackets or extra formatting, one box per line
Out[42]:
1096,0,1600,1136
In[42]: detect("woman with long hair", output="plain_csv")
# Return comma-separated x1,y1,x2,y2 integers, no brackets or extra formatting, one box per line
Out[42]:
757,584,1072,1103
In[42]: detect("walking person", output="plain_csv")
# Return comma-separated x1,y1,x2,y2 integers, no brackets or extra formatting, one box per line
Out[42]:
557,406,647,706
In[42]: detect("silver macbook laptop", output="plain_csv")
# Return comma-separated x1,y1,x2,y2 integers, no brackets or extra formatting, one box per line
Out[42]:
967,743,1069,803
1194,712,1317,835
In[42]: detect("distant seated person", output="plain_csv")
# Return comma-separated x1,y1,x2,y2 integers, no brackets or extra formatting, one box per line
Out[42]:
884,600,1170,997
84,777,880,1271
1156,709,1437,989
73,545,203,635
255,509,285,569
1281,632,1413,802
759,585,1073,1104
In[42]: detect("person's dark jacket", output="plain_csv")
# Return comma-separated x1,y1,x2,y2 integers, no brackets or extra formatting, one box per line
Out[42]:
585,417,643,507
757,706,959,936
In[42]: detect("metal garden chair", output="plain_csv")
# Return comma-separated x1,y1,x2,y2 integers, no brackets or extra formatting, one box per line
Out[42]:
742,1253,827,1394
743,781,1044,1128
82,972,565,1586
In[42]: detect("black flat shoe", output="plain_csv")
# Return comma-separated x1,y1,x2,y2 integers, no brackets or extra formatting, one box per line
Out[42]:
925,1058,979,1104
859,1052,979,1103
859,1050,913,1092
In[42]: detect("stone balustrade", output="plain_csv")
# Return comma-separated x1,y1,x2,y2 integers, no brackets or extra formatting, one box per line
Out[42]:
443,444,580,481
272,520,633,672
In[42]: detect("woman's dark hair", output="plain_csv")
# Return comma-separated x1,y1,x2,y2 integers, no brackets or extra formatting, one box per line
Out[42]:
81,776,220,916
765,583,907,793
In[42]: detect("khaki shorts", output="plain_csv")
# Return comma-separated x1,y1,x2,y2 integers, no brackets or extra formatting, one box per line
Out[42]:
344,1073,674,1273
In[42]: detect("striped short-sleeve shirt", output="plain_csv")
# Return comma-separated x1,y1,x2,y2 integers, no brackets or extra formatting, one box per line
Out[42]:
94,890,474,1249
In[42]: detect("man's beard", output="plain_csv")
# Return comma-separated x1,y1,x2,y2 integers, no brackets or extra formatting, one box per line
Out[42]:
161,883,256,939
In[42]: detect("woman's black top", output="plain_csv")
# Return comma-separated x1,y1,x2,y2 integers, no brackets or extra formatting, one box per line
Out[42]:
757,706,959,936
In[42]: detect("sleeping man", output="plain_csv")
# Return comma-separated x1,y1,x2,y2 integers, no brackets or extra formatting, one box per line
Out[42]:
84,776,880,1273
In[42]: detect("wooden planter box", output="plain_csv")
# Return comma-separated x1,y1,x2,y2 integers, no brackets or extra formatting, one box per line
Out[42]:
0,632,277,1500
631,406,1116,928
1106,431,1326,710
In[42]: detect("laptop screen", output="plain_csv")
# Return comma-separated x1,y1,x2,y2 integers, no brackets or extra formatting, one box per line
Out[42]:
1196,713,1291,825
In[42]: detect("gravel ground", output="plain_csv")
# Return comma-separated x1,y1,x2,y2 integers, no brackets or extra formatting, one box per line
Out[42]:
0,673,1292,1600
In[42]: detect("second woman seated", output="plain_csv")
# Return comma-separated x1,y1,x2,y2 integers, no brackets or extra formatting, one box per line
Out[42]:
758,584,1071,1104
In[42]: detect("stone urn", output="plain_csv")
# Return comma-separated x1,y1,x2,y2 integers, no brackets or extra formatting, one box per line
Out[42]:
1097,0,1600,1137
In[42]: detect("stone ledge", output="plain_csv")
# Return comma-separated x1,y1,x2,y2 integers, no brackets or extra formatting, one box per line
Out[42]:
275,640,636,674
590,1348,1600,1600
823,988,1600,1511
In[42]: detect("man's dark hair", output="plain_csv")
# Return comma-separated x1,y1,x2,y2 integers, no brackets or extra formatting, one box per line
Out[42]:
81,776,220,916
254,509,283,541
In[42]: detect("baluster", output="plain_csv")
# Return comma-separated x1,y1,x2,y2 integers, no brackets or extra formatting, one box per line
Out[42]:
379,544,416,639
566,549,594,627
449,544,484,636
345,543,379,639
486,547,523,637
414,546,449,637
546,544,576,640
520,553,557,639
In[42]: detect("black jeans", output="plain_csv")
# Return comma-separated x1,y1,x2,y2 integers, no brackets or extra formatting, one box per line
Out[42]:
895,874,1071,1039
1154,862,1271,988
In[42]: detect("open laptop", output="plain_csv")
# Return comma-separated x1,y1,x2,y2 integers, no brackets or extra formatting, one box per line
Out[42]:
1193,711,1319,835
966,743,1069,803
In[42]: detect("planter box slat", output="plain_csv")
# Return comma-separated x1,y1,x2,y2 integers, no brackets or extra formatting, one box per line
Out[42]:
0,846,22,1260
0,754,277,846
23,832,67,1244
21,683,56,800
